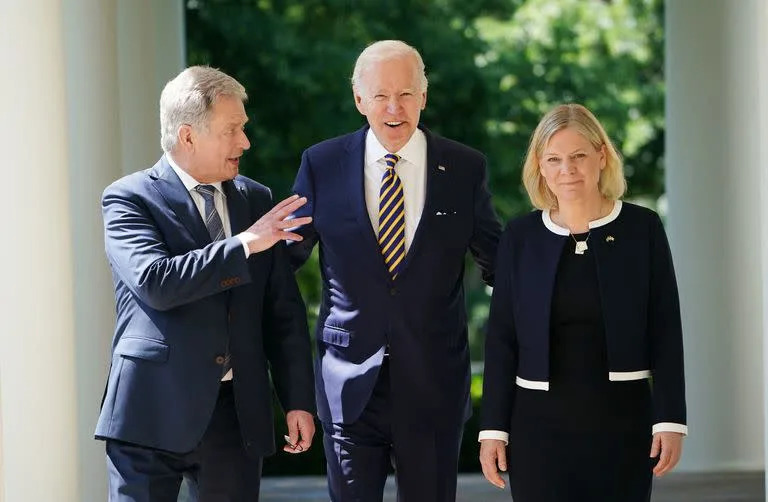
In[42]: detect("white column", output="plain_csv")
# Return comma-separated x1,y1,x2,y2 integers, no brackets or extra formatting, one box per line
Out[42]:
62,1,185,500
760,2,768,497
666,0,767,471
0,1,185,500
0,1,79,501
61,1,122,500
117,0,186,174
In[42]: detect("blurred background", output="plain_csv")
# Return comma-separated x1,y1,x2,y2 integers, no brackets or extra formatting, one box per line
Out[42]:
2,0,768,500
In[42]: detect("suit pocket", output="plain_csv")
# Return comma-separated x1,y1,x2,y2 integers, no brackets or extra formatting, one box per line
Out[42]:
320,325,351,347
114,336,169,362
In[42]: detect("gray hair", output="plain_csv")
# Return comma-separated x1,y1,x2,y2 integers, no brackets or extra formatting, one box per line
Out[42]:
159,66,247,153
351,40,428,95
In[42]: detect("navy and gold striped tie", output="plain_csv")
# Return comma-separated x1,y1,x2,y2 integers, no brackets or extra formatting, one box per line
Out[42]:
378,153,405,280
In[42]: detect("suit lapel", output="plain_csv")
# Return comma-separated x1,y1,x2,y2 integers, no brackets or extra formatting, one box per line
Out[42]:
396,126,438,279
223,179,250,234
345,127,391,281
151,156,211,246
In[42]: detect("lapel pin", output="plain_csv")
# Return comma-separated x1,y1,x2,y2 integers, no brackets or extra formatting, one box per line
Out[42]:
438,165,446,171
606,235,615,242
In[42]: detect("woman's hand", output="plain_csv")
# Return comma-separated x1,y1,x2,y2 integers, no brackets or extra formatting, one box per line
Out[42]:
479,439,508,489
650,431,684,477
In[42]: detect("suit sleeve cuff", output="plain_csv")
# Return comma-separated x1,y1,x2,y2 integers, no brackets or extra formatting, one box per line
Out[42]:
478,430,509,444
236,233,251,258
652,422,688,436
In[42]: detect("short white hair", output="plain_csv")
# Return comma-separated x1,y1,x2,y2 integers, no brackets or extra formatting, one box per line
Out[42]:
159,66,247,153
351,40,428,95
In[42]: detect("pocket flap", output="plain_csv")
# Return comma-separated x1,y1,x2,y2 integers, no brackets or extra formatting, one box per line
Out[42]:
115,337,169,362
320,326,351,347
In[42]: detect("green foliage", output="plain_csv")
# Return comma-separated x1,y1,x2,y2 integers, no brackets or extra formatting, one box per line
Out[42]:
186,0,664,474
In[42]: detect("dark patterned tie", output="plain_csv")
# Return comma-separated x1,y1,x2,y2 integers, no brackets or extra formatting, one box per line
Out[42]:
194,184,231,376
194,184,225,242
378,154,405,280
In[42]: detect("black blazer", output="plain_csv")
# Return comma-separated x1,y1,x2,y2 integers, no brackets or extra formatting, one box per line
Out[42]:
481,201,686,433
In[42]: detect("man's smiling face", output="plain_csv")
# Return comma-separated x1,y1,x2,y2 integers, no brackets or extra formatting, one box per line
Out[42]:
354,55,427,153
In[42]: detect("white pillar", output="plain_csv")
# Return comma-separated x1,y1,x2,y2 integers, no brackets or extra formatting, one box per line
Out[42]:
61,1,122,500
0,1,79,500
666,0,767,472
759,2,768,497
117,0,186,174
0,2,185,500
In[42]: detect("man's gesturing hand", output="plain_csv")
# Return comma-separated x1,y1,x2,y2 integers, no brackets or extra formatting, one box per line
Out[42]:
239,195,312,254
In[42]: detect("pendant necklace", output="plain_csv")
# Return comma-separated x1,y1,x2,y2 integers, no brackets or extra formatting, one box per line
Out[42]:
571,232,590,255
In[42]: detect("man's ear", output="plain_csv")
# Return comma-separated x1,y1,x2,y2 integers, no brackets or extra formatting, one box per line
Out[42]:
353,90,367,116
178,124,195,152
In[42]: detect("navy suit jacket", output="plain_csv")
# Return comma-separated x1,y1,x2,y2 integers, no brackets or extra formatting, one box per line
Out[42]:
94,156,315,457
290,125,501,427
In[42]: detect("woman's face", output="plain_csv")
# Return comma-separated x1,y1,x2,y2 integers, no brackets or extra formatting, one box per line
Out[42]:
539,127,605,204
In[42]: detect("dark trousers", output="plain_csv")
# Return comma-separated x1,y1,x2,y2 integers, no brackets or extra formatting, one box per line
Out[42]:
322,359,464,502
106,381,263,502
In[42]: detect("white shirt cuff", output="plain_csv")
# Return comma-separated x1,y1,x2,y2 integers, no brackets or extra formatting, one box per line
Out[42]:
478,430,509,444
236,233,251,257
652,422,688,436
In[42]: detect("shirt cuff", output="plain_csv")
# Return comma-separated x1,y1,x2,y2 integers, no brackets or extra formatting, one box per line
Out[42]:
652,422,688,436
235,233,251,257
478,430,509,444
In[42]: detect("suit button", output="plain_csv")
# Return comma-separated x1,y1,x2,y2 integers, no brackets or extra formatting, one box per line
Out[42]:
215,355,225,365
390,288,397,296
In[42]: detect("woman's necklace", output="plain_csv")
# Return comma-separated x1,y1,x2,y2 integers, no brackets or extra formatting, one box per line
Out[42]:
557,199,609,255
571,232,590,255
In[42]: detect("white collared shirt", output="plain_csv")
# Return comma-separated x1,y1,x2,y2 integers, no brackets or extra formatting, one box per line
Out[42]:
364,128,427,252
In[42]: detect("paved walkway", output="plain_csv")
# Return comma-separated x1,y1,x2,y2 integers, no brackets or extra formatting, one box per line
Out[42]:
258,472,765,501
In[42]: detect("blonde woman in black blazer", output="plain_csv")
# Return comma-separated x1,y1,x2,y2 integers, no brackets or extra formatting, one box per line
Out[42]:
478,104,686,502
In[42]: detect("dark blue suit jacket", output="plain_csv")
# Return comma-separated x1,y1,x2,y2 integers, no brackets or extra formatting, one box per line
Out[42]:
290,126,501,427
481,202,687,433
94,156,315,457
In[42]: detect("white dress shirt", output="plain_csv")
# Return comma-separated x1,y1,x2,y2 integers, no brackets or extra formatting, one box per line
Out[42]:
364,128,427,251
167,154,247,381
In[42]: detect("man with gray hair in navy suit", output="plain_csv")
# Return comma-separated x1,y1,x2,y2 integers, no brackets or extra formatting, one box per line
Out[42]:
95,65,316,502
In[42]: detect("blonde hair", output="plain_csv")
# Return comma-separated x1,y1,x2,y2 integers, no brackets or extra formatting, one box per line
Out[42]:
522,103,626,210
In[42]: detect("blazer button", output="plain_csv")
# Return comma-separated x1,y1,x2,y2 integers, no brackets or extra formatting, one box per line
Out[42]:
390,288,397,296
215,355,225,365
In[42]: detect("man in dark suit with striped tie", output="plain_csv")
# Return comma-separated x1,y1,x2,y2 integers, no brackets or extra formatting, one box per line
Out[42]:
289,41,501,502
95,66,316,502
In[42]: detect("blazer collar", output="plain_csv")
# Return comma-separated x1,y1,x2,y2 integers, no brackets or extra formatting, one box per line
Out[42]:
542,200,623,235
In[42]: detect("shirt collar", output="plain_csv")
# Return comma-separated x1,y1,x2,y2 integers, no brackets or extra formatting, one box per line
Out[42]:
166,154,224,195
365,127,426,166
